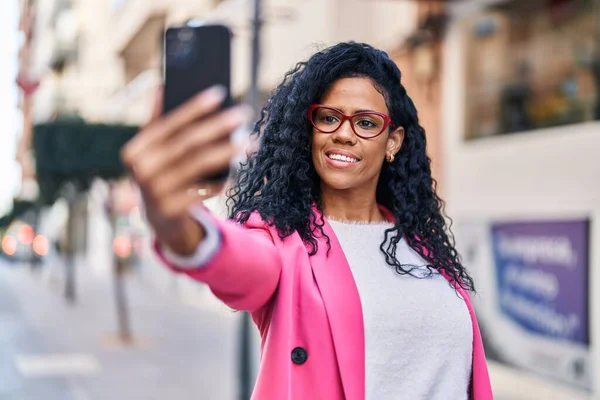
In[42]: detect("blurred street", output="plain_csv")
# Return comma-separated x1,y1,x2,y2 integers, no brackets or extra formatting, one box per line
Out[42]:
1,0,599,398
0,257,238,400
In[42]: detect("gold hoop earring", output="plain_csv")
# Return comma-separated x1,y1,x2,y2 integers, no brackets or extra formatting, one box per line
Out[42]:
388,154,395,163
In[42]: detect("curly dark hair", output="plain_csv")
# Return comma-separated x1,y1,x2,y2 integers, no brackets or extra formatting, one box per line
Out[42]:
227,42,474,292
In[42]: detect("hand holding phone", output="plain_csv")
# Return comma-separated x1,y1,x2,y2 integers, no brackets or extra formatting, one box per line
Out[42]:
122,86,250,255
121,24,250,256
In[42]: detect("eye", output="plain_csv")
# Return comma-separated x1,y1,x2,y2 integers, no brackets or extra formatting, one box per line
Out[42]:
355,118,379,129
316,111,340,125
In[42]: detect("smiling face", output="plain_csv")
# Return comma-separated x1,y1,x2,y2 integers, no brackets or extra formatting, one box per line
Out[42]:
311,77,404,198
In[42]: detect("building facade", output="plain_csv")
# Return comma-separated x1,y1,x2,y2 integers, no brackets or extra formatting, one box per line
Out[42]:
105,0,420,124
442,0,600,399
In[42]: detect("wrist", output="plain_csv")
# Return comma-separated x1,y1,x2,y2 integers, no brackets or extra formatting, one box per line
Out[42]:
161,215,206,256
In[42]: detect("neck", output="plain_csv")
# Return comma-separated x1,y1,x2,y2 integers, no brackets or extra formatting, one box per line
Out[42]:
320,184,385,223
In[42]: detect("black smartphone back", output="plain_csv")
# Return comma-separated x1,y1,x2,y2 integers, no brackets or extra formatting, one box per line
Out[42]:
163,24,233,181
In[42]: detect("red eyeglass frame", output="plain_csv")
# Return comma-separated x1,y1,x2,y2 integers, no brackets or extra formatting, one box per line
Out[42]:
307,104,393,139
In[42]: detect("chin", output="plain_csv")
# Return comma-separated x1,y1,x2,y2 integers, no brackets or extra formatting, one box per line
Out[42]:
318,172,360,191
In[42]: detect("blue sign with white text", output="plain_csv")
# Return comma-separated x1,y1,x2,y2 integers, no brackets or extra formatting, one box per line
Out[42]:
491,220,589,345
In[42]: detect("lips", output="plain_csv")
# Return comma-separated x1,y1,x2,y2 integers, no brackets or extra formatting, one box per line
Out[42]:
325,149,360,164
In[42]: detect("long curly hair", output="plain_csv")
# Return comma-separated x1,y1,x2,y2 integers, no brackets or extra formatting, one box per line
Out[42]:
227,42,474,291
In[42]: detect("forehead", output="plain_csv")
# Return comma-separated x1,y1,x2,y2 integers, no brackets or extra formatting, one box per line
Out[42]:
320,77,388,113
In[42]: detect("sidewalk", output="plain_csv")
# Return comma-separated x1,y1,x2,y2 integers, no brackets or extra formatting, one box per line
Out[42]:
0,257,241,400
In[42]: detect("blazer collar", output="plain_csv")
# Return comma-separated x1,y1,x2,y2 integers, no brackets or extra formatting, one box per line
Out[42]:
307,204,394,400
309,210,364,400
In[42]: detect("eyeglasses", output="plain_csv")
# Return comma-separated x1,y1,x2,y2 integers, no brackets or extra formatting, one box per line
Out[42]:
307,104,393,139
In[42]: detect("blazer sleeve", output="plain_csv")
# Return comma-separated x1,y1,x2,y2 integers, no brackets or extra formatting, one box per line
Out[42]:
154,207,283,312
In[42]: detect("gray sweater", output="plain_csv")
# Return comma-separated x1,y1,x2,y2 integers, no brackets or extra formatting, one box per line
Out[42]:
328,220,472,400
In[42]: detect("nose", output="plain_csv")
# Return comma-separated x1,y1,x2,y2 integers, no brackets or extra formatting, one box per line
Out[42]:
331,119,357,145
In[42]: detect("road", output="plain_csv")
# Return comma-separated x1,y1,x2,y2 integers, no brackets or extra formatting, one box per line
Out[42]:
0,257,241,400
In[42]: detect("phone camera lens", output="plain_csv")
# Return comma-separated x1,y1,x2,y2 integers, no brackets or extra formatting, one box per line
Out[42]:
178,28,195,42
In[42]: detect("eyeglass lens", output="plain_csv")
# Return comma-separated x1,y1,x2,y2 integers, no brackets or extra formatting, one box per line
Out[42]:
311,107,386,137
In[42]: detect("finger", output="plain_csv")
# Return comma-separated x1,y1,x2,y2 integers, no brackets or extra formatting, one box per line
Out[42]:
186,181,226,201
122,85,227,165
151,143,237,199
147,142,238,199
132,106,250,183
144,182,224,225
123,85,225,164
151,190,201,221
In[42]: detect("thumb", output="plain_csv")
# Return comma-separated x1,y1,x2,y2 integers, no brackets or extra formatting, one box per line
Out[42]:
147,85,164,125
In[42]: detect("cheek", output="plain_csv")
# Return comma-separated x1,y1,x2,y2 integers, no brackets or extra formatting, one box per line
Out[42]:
311,132,325,159
364,139,388,163
311,130,323,147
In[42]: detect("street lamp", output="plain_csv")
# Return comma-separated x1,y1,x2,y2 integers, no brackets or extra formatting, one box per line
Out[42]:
238,2,262,399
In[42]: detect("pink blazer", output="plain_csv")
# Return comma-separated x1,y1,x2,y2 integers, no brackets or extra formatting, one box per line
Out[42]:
156,207,493,400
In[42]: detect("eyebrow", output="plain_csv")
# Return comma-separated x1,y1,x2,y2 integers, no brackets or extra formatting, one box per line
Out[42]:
326,105,380,114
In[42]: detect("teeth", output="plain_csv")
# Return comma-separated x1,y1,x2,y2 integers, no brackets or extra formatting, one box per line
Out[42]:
328,153,358,163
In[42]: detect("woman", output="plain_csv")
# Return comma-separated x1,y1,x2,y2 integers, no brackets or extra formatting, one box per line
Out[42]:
122,42,492,400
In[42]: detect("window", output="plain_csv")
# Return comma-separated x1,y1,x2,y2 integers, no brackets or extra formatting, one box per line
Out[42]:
463,0,599,139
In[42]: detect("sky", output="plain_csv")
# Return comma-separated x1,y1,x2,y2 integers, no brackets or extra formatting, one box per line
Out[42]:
0,1,21,215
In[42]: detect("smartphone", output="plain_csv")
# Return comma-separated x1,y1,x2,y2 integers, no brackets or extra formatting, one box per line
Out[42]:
163,23,233,182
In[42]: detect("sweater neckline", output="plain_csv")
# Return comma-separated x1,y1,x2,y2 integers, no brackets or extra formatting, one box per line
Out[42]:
326,217,394,226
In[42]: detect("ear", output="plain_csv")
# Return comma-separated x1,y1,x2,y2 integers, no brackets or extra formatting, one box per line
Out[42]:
386,126,404,157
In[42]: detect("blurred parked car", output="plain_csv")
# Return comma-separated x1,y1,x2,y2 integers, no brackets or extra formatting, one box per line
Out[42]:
1,220,49,264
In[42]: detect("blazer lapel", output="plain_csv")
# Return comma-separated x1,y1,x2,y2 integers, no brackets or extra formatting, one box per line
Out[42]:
447,275,493,400
309,211,365,400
